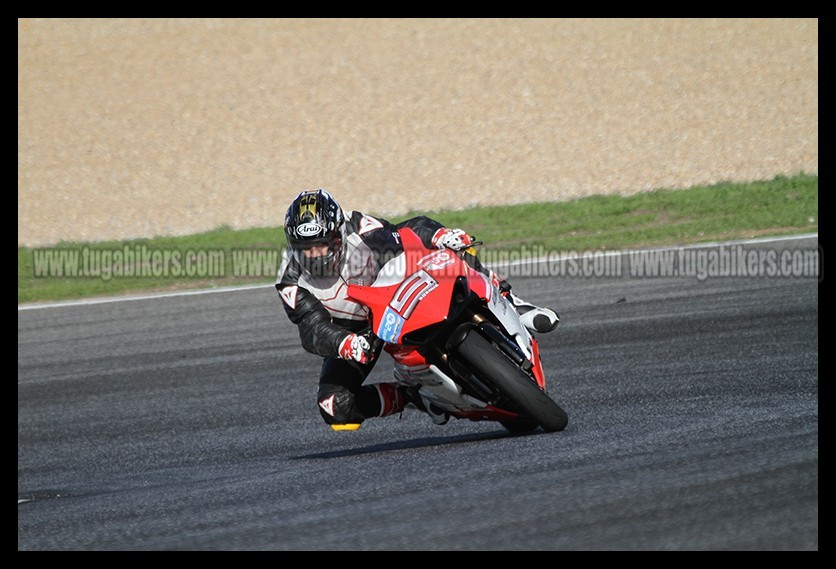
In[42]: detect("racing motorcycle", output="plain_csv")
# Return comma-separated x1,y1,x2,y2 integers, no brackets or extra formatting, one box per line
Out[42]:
347,227,568,434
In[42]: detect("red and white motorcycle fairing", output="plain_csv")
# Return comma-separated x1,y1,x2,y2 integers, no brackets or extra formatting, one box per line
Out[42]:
347,228,551,425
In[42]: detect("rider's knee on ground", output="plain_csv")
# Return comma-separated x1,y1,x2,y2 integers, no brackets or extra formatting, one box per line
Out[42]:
317,384,366,424
316,383,387,424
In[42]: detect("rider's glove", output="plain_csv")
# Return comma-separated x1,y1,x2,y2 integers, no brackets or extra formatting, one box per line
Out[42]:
338,333,373,364
431,227,473,252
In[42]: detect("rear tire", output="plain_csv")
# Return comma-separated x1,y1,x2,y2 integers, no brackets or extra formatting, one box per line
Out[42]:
454,328,568,433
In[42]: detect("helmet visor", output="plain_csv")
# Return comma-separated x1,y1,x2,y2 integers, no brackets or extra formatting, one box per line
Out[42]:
288,232,343,277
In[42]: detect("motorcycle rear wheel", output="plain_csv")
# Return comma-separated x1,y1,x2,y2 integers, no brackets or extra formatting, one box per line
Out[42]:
455,328,568,433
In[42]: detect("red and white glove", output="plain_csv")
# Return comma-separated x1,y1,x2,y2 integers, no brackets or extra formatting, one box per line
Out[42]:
338,333,373,364
431,227,473,252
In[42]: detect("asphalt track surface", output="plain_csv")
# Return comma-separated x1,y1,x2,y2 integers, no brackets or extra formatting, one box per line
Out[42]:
18,236,819,550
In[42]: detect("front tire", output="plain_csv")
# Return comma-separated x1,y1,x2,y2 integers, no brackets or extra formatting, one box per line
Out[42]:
500,418,540,435
454,327,568,433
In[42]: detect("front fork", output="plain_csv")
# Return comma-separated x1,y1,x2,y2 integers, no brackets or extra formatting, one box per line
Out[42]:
445,311,547,390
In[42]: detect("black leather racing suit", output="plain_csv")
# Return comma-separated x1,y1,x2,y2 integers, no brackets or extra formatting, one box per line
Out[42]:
276,211,488,424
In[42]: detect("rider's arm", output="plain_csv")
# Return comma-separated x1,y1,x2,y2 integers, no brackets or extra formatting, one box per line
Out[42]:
392,214,489,276
350,210,456,251
394,216,474,252
393,216,446,249
276,253,357,358
278,284,352,358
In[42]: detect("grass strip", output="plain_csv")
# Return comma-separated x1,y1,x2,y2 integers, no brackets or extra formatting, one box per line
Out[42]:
18,173,817,304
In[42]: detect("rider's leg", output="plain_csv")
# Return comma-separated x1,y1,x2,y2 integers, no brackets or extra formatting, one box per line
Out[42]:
392,362,451,425
316,347,406,426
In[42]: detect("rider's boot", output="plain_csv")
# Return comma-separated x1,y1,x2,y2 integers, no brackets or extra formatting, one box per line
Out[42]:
402,385,450,425
499,279,560,334
328,383,406,431
374,383,407,417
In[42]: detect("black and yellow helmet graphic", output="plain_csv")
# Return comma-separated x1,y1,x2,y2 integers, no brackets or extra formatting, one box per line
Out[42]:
284,189,345,276
298,192,318,220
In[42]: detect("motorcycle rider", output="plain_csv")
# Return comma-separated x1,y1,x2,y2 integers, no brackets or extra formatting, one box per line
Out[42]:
276,189,559,429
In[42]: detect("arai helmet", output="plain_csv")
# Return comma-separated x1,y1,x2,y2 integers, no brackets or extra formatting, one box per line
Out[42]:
284,189,345,276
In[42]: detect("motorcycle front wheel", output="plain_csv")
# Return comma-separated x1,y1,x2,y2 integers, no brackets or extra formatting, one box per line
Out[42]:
453,327,569,433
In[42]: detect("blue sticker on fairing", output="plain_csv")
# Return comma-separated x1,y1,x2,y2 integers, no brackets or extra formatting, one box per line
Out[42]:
377,306,405,343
